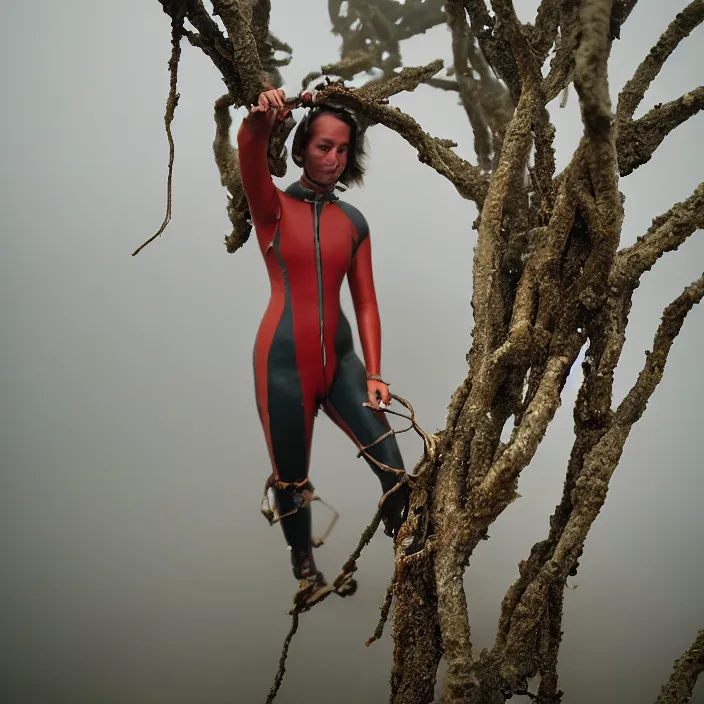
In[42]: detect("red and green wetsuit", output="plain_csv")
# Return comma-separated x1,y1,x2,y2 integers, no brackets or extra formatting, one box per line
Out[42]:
237,111,407,569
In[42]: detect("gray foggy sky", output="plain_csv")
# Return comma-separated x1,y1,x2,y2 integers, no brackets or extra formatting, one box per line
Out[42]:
1,1,702,703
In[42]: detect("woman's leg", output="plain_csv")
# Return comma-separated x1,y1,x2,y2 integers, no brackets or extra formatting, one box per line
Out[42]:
254,329,321,581
322,343,409,537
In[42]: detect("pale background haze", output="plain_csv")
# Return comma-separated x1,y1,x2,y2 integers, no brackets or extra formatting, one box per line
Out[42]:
1,1,703,703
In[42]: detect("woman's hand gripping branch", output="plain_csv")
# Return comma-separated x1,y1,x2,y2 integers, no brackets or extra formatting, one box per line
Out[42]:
366,375,392,411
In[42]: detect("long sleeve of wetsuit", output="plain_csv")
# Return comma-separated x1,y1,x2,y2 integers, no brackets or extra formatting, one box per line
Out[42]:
236,110,280,230
348,235,382,377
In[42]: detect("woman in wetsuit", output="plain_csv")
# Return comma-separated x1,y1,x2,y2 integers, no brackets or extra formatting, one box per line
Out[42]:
237,88,408,588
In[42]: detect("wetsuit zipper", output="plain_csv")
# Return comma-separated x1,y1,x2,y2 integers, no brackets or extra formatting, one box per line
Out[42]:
312,199,327,396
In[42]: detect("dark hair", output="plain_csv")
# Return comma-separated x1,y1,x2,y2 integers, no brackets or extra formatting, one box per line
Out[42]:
291,105,367,188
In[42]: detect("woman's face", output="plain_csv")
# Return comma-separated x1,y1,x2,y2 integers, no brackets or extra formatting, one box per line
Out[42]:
302,113,351,186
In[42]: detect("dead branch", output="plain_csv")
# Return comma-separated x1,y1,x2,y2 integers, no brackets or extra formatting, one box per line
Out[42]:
617,86,704,176
464,0,522,101
612,274,704,427
543,2,581,104
300,51,380,91
655,629,704,704
355,60,442,102
365,578,396,647
265,611,299,704
355,97,489,205
184,0,240,91
611,181,704,289
132,1,185,256
616,0,704,126
211,94,252,253
210,0,266,106
446,0,494,170
530,0,560,64
549,275,704,577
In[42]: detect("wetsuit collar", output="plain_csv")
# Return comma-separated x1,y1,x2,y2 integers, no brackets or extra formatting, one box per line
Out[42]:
285,176,340,203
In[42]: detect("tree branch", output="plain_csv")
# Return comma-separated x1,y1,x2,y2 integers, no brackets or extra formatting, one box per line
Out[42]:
132,1,186,256
300,51,380,90
656,629,704,704
543,1,581,104
359,102,489,205
211,0,266,105
469,33,538,363
552,275,704,578
490,0,542,90
617,86,704,177
611,182,704,289
464,0,522,101
530,0,560,65
184,0,240,91
573,0,623,277
355,59,443,102
212,94,252,253
616,0,704,126
476,347,580,503
446,0,494,170
613,274,704,426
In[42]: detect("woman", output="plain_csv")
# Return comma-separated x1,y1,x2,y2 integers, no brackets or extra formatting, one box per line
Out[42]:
237,88,408,590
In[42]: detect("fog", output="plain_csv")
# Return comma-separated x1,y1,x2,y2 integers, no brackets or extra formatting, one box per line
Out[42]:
1,1,702,702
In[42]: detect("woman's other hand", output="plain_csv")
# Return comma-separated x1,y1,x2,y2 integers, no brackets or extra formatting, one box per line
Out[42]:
366,378,391,411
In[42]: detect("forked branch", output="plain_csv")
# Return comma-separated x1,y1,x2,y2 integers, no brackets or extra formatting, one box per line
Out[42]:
616,0,704,125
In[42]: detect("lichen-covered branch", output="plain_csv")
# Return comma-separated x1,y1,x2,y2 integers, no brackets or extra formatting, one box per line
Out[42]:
464,0,522,101
355,60,443,102
655,629,704,704
212,94,252,253
471,71,536,360
530,0,560,64
182,0,240,91
613,274,704,426
446,1,494,170
543,2,581,103
617,86,704,176
611,182,704,289
573,0,623,307
616,0,704,125
551,275,704,574
357,98,490,205
211,0,267,105
490,272,703,700
300,51,380,91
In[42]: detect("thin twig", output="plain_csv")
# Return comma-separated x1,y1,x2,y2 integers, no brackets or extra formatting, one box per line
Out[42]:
265,611,300,704
366,578,396,647
132,10,184,256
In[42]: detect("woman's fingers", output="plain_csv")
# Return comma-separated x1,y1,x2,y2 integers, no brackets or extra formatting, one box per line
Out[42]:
367,390,378,410
252,89,287,113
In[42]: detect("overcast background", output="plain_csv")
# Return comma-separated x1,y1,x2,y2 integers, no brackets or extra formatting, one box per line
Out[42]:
1,1,702,703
